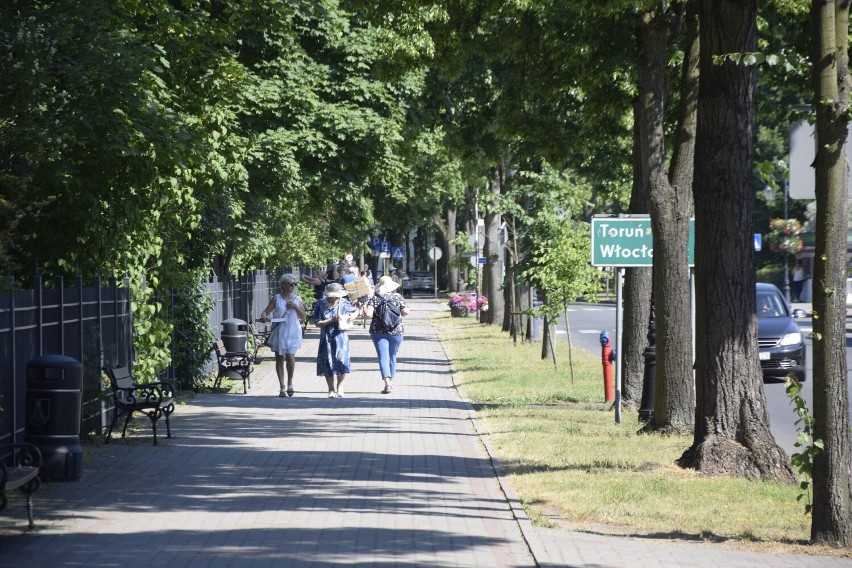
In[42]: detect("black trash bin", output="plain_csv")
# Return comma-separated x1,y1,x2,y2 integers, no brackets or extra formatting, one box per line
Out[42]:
221,318,249,353
26,354,83,481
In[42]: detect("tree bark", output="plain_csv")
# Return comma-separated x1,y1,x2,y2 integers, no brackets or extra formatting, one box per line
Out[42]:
680,0,795,482
435,208,459,293
636,7,695,432
541,313,554,362
622,99,653,409
809,0,852,546
482,165,504,325
502,229,515,333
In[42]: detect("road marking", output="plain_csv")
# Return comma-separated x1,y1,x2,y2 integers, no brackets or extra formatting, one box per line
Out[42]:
578,329,601,334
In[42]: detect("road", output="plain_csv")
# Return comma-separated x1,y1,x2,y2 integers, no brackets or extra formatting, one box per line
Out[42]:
553,301,852,457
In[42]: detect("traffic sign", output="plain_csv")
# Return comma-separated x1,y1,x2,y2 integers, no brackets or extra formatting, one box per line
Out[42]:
428,247,443,260
754,234,762,252
370,236,381,251
392,246,404,260
381,241,389,253
590,216,695,267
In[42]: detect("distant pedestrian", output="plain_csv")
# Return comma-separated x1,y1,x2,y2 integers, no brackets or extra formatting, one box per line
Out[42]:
791,260,807,302
311,282,358,397
341,265,359,285
364,275,410,394
301,268,328,300
259,274,307,397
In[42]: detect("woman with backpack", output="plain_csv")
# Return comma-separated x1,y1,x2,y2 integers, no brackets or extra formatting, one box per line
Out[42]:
364,275,410,394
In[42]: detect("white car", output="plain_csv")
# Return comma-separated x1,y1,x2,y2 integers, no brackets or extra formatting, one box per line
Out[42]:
409,271,434,290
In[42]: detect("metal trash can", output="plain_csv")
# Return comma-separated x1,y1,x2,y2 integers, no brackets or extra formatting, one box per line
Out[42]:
221,318,249,353
26,354,83,481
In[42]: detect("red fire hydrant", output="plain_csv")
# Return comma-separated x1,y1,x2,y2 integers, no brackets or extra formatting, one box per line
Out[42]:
600,330,615,403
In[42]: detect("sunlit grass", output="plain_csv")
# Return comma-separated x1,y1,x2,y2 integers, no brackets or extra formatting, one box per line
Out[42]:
432,310,846,556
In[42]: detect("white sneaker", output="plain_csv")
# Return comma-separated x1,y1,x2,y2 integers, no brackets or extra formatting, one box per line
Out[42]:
336,390,345,398
328,391,336,398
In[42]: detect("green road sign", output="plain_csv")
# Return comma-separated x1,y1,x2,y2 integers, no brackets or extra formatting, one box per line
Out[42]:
590,216,695,267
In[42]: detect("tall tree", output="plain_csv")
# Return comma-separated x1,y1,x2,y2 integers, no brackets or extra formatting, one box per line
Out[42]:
636,1,699,432
809,0,852,546
481,164,506,325
621,102,653,408
680,0,795,482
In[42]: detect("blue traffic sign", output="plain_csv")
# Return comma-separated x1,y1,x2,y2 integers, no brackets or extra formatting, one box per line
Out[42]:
371,236,381,251
392,246,404,260
381,241,390,253
754,233,762,252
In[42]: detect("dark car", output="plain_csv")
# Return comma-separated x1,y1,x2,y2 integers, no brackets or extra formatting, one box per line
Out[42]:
757,283,807,381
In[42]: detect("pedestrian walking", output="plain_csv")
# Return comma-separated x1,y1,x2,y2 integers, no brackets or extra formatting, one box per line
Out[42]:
311,282,358,397
364,275,410,394
791,259,807,302
259,274,307,397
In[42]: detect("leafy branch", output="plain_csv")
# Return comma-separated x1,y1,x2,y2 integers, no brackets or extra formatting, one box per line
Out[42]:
785,375,824,515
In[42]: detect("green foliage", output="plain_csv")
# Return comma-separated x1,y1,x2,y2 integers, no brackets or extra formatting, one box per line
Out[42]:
514,164,602,314
127,274,174,384
170,274,215,389
785,375,824,515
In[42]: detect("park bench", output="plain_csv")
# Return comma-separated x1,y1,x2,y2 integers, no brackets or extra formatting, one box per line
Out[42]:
0,443,43,529
102,366,175,446
212,338,253,394
249,321,272,364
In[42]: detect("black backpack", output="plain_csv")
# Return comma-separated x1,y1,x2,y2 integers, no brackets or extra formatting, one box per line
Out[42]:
376,294,402,331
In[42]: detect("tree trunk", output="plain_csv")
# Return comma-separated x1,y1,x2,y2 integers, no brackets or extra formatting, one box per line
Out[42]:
482,165,504,325
435,208,459,293
541,313,553,361
447,208,458,292
502,233,516,333
680,0,795,482
637,7,695,432
622,100,653,409
809,0,852,546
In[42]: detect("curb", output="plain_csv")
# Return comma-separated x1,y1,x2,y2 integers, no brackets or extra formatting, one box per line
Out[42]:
434,317,547,567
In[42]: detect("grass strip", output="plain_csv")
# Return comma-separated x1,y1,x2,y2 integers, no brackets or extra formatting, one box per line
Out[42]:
431,309,846,556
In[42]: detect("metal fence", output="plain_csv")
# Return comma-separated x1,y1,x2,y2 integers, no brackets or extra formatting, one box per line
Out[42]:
0,269,290,445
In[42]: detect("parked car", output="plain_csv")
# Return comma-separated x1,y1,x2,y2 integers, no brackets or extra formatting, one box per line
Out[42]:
409,270,435,291
757,282,807,382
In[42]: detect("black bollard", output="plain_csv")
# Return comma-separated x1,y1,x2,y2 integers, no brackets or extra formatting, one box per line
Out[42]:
638,299,656,422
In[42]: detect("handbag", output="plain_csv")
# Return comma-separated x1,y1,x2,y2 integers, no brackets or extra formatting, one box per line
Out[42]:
264,323,279,347
336,303,354,331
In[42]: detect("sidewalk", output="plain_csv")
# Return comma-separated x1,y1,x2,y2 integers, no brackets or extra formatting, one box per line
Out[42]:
0,299,849,567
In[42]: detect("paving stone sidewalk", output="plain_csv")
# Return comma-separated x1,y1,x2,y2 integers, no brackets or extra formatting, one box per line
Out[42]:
0,298,850,567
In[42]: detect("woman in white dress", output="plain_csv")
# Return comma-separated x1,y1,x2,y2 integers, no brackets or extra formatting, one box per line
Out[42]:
260,274,307,397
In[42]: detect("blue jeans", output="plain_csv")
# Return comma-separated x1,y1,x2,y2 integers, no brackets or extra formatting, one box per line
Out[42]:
371,332,404,379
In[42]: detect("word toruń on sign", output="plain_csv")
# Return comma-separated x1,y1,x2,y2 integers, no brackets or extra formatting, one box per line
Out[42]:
590,215,695,267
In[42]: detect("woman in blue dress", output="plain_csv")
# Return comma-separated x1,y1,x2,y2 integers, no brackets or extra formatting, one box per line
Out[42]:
311,282,358,397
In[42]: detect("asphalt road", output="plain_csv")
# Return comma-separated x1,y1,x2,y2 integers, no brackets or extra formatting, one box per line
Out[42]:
553,301,852,458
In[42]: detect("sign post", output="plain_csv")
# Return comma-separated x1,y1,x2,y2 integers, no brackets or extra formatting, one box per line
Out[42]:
590,215,696,425
428,247,442,298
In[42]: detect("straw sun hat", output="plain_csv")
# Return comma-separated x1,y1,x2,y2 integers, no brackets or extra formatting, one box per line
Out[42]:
323,282,347,298
376,275,400,295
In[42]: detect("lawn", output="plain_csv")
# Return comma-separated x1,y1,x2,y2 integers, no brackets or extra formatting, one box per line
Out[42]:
431,309,847,556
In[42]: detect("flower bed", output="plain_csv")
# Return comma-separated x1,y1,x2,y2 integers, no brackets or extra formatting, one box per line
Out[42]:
448,292,488,316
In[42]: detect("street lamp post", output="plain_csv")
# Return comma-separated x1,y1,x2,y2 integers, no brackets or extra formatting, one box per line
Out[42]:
781,178,791,303
764,178,792,304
